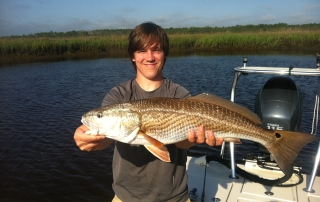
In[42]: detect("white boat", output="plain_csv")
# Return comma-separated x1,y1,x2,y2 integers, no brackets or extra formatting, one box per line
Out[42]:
186,56,320,202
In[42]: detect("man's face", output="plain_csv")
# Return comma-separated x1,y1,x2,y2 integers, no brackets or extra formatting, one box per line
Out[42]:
132,43,165,81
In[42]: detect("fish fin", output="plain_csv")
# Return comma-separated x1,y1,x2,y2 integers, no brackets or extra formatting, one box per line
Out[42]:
144,145,171,162
188,93,261,125
223,138,242,144
266,130,318,176
138,131,164,148
119,127,140,143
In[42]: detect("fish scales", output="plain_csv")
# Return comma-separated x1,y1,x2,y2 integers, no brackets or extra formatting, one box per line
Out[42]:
129,97,273,145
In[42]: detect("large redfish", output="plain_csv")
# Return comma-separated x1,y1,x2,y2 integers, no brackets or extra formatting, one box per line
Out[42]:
81,93,318,175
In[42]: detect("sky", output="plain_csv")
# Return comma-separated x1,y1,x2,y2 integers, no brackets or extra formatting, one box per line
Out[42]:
0,0,319,37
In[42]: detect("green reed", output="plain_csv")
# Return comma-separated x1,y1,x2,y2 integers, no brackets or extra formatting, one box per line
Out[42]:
0,36,128,56
1,30,319,56
169,31,320,50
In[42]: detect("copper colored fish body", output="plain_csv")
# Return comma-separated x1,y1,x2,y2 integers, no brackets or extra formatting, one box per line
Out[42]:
81,93,318,175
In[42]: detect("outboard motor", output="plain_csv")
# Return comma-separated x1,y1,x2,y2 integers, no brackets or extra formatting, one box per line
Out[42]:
254,76,302,156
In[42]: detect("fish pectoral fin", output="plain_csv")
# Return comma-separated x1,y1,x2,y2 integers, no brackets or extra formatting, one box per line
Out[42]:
119,127,140,143
138,130,164,148
144,145,171,162
224,138,242,144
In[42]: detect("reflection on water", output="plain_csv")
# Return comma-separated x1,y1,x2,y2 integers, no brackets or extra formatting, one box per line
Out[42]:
0,54,319,201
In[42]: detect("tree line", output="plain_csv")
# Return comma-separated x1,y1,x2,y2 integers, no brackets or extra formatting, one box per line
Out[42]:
3,23,320,38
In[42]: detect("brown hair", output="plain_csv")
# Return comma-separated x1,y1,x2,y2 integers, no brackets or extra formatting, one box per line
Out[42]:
128,22,169,70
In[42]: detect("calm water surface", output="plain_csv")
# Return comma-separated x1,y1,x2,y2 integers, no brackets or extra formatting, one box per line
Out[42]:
1,54,319,202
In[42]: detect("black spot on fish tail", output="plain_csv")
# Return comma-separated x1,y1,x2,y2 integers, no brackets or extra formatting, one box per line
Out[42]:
275,133,281,138
266,130,318,176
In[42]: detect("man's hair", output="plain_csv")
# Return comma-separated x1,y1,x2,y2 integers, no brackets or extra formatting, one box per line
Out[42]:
128,22,169,70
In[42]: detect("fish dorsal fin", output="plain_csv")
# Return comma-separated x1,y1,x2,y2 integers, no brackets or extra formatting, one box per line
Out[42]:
188,93,261,124
144,145,170,162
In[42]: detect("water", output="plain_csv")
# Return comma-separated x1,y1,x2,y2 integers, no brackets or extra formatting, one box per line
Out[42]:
1,54,319,202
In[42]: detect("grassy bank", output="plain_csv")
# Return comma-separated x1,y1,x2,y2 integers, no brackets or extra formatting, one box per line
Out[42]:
0,35,128,56
169,30,320,50
1,24,319,56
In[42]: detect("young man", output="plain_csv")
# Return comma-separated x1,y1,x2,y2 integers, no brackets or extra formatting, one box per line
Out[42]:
74,22,223,202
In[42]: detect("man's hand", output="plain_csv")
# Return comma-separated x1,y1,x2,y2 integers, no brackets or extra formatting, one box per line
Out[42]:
188,125,223,146
176,125,224,149
74,124,113,151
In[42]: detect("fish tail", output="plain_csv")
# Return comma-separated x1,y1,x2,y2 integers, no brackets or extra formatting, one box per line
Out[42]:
267,130,318,176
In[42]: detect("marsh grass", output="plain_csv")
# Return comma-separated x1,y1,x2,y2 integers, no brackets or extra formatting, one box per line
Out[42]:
1,29,319,56
0,35,128,56
169,30,319,50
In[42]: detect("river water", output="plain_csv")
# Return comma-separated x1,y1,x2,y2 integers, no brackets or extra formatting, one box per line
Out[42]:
1,54,319,202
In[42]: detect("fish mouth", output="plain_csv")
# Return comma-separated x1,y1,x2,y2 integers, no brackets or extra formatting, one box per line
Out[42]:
81,118,92,129
81,118,88,126
81,118,100,134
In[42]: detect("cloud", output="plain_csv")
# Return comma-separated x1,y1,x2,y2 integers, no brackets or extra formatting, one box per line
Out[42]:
260,15,276,22
0,17,96,36
122,6,135,13
288,13,317,24
150,13,200,28
304,4,320,12
97,16,138,30
59,18,93,31
12,2,30,10
206,15,247,27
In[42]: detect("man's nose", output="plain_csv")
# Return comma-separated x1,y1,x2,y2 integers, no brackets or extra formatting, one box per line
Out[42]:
146,50,155,61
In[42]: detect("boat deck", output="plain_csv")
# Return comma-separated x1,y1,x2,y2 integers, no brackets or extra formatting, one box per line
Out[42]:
187,156,320,202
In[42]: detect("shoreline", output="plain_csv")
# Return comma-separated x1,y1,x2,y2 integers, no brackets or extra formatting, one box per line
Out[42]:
1,46,319,67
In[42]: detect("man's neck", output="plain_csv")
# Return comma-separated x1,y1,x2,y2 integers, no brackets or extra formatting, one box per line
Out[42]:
135,77,164,92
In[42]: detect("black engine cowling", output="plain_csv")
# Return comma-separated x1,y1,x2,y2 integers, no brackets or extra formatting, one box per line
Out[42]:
254,76,302,155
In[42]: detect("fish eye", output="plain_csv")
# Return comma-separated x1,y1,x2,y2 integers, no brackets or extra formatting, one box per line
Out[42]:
97,113,103,118
275,133,281,138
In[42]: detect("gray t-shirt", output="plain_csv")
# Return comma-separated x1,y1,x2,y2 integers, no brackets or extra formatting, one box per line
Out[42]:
102,78,191,202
